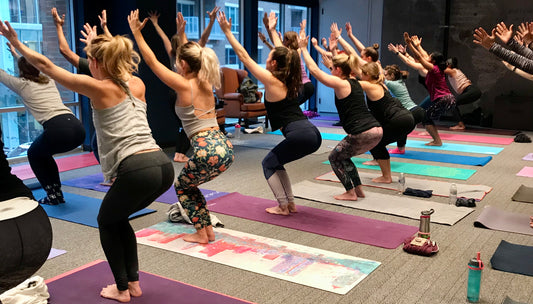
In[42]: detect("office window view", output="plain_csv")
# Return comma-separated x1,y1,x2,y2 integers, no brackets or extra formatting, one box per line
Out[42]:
1,0,77,158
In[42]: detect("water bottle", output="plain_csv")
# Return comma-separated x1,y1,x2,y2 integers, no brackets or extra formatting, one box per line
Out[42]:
398,173,405,194
449,183,457,205
418,209,434,239
467,252,484,303
234,124,241,139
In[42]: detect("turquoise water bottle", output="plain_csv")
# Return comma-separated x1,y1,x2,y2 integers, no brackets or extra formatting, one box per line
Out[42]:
467,252,484,302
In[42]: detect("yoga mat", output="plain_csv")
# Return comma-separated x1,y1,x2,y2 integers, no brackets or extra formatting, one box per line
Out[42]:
490,240,533,277
502,295,529,304
11,153,99,180
408,130,514,145
323,157,477,180
32,189,155,228
293,180,473,225
269,130,504,155
230,134,330,155
47,248,66,260
136,222,380,294
522,153,533,161
366,150,492,166
511,185,533,203
310,115,340,121
310,119,342,129
474,206,533,236
315,171,492,201
207,192,418,249
516,166,533,178
62,173,229,204
45,260,253,304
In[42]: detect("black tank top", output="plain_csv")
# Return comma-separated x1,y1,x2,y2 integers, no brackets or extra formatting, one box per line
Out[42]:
335,79,380,134
366,87,411,124
264,95,307,131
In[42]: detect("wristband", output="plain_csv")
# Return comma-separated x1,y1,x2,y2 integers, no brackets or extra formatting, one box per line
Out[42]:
329,66,333,71
395,52,400,55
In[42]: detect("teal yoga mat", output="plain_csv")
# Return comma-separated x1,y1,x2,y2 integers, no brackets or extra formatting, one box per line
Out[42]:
365,150,492,166
270,130,504,155
32,189,156,228
323,157,476,180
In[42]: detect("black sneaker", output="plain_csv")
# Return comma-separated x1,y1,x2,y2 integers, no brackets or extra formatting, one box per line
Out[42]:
38,196,61,205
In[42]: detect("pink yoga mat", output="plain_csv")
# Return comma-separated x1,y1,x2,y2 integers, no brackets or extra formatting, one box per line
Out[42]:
207,192,418,249
45,260,253,304
517,166,533,178
408,131,514,145
523,153,533,161
11,153,99,180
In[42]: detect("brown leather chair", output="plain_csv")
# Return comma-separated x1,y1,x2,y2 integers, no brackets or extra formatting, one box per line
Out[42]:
215,67,268,128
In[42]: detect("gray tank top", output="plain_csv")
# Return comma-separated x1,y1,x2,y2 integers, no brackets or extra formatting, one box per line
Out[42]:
174,82,217,138
92,94,159,180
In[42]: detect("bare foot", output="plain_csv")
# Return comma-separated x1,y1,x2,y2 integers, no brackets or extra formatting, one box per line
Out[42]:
128,281,142,297
425,141,442,146
530,216,533,228
362,159,379,166
334,189,358,201
449,123,465,130
174,153,189,163
372,176,393,184
206,225,215,242
354,185,366,198
100,177,116,187
417,131,430,136
100,284,131,303
265,205,290,215
288,201,298,213
183,228,209,244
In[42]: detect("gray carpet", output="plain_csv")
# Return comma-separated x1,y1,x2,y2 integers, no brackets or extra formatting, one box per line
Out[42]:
16,127,533,304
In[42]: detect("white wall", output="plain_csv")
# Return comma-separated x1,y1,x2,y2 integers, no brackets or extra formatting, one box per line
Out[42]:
316,0,383,113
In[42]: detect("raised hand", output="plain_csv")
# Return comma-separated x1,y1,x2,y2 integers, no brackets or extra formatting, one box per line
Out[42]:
299,19,307,38
0,20,20,44
80,23,97,46
267,11,277,31
6,42,18,58
98,10,108,30
176,12,186,35
388,43,398,53
51,8,65,27
517,22,533,46
297,34,308,49
321,52,333,70
330,22,341,38
127,9,148,36
345,22,352,35
207,6,220,22
411,35,422,47
216,10,232,33
495,22,513,44
147,11,160,25
321,37,329,50
397,44,407,54
329,32,337,51
311,37,318,46
258,32,267,42
473,27,496,50
403,32,412,45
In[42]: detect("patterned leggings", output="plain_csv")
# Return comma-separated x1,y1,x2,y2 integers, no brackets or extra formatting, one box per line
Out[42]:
174,129,234,230
329,127,383,190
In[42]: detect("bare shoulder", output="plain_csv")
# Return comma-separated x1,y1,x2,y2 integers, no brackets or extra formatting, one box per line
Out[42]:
128,76,146,102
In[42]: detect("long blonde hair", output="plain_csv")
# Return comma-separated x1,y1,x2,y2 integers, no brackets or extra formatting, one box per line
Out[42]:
84,34,140,92
177,41,221,89
332,53,358,78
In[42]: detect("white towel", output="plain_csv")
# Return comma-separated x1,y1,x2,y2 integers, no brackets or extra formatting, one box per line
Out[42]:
0,276,49,304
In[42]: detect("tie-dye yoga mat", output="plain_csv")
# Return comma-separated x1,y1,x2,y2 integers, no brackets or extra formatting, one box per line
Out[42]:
136,222,380,294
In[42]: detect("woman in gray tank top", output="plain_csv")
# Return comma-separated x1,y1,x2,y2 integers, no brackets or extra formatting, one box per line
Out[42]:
1,20,174,302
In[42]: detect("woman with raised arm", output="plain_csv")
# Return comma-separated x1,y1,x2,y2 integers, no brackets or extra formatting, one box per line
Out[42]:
405,32,455,146
345,21,380,64
219,11,321,214
1,18,175,302
299,35,382,200
129,10,233,243
1,43,85,206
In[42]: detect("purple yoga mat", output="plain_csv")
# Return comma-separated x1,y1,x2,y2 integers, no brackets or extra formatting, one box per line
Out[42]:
310,119,343,129
45,260,253,304
62,173,229,204
310,115,340,121
207,192,418,249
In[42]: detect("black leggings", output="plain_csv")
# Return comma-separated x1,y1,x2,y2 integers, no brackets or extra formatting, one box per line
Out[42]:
370,113,415,160
397,106,425,148
453,85,482,121
97,150,174,291
27,114,85,188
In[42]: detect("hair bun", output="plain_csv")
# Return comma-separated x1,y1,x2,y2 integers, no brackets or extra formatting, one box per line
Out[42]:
372,43,379,50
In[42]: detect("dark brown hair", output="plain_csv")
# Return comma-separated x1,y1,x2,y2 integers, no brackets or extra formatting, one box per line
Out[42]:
270,46,301,99
362,43,379,62
18,57,49,84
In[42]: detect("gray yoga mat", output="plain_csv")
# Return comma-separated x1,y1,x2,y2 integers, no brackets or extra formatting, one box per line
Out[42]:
502,296,529,304
511,185,533,203
474,206,533,235
491,240,533,277
292,180,474,225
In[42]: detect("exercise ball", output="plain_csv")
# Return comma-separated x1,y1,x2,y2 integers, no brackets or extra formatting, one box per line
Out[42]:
0,197,52,294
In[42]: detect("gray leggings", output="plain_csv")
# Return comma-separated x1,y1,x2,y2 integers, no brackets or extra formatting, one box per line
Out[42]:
329,127,383,190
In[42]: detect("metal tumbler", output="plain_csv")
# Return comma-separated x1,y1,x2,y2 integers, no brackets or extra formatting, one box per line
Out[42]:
418,209,434,239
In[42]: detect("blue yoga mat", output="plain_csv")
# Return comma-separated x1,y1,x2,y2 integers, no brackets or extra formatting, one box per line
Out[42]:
365,150,492,166
323,157,476,180
270,130,504,155
62,173,229,204
32,189,156,228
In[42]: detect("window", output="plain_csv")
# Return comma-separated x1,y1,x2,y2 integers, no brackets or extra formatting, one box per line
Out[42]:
225,3,239,34
258,8,264,32
178,0,200,39
225,46,239,68
1,0,77,158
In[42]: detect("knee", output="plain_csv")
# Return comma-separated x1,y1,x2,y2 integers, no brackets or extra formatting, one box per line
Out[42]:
262,153,279,179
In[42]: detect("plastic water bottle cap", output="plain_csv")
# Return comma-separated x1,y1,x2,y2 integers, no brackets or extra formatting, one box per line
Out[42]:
235,124,241,128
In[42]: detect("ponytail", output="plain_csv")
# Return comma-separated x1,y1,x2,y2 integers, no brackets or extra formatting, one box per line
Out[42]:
18,57,49,84
178,41,221,88
270,47,301,99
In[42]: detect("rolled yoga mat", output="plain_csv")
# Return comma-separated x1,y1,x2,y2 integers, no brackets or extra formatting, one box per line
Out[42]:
32,189,155,228
315,171,492,201
323,157,477,180
474,205,533,236
511,185,533,203
45,260,253,304
490,240,533,277
11,153,99,180
206,192,418,249
292,180,474,225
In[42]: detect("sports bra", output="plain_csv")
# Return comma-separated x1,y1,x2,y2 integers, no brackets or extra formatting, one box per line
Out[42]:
174,81,218,138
